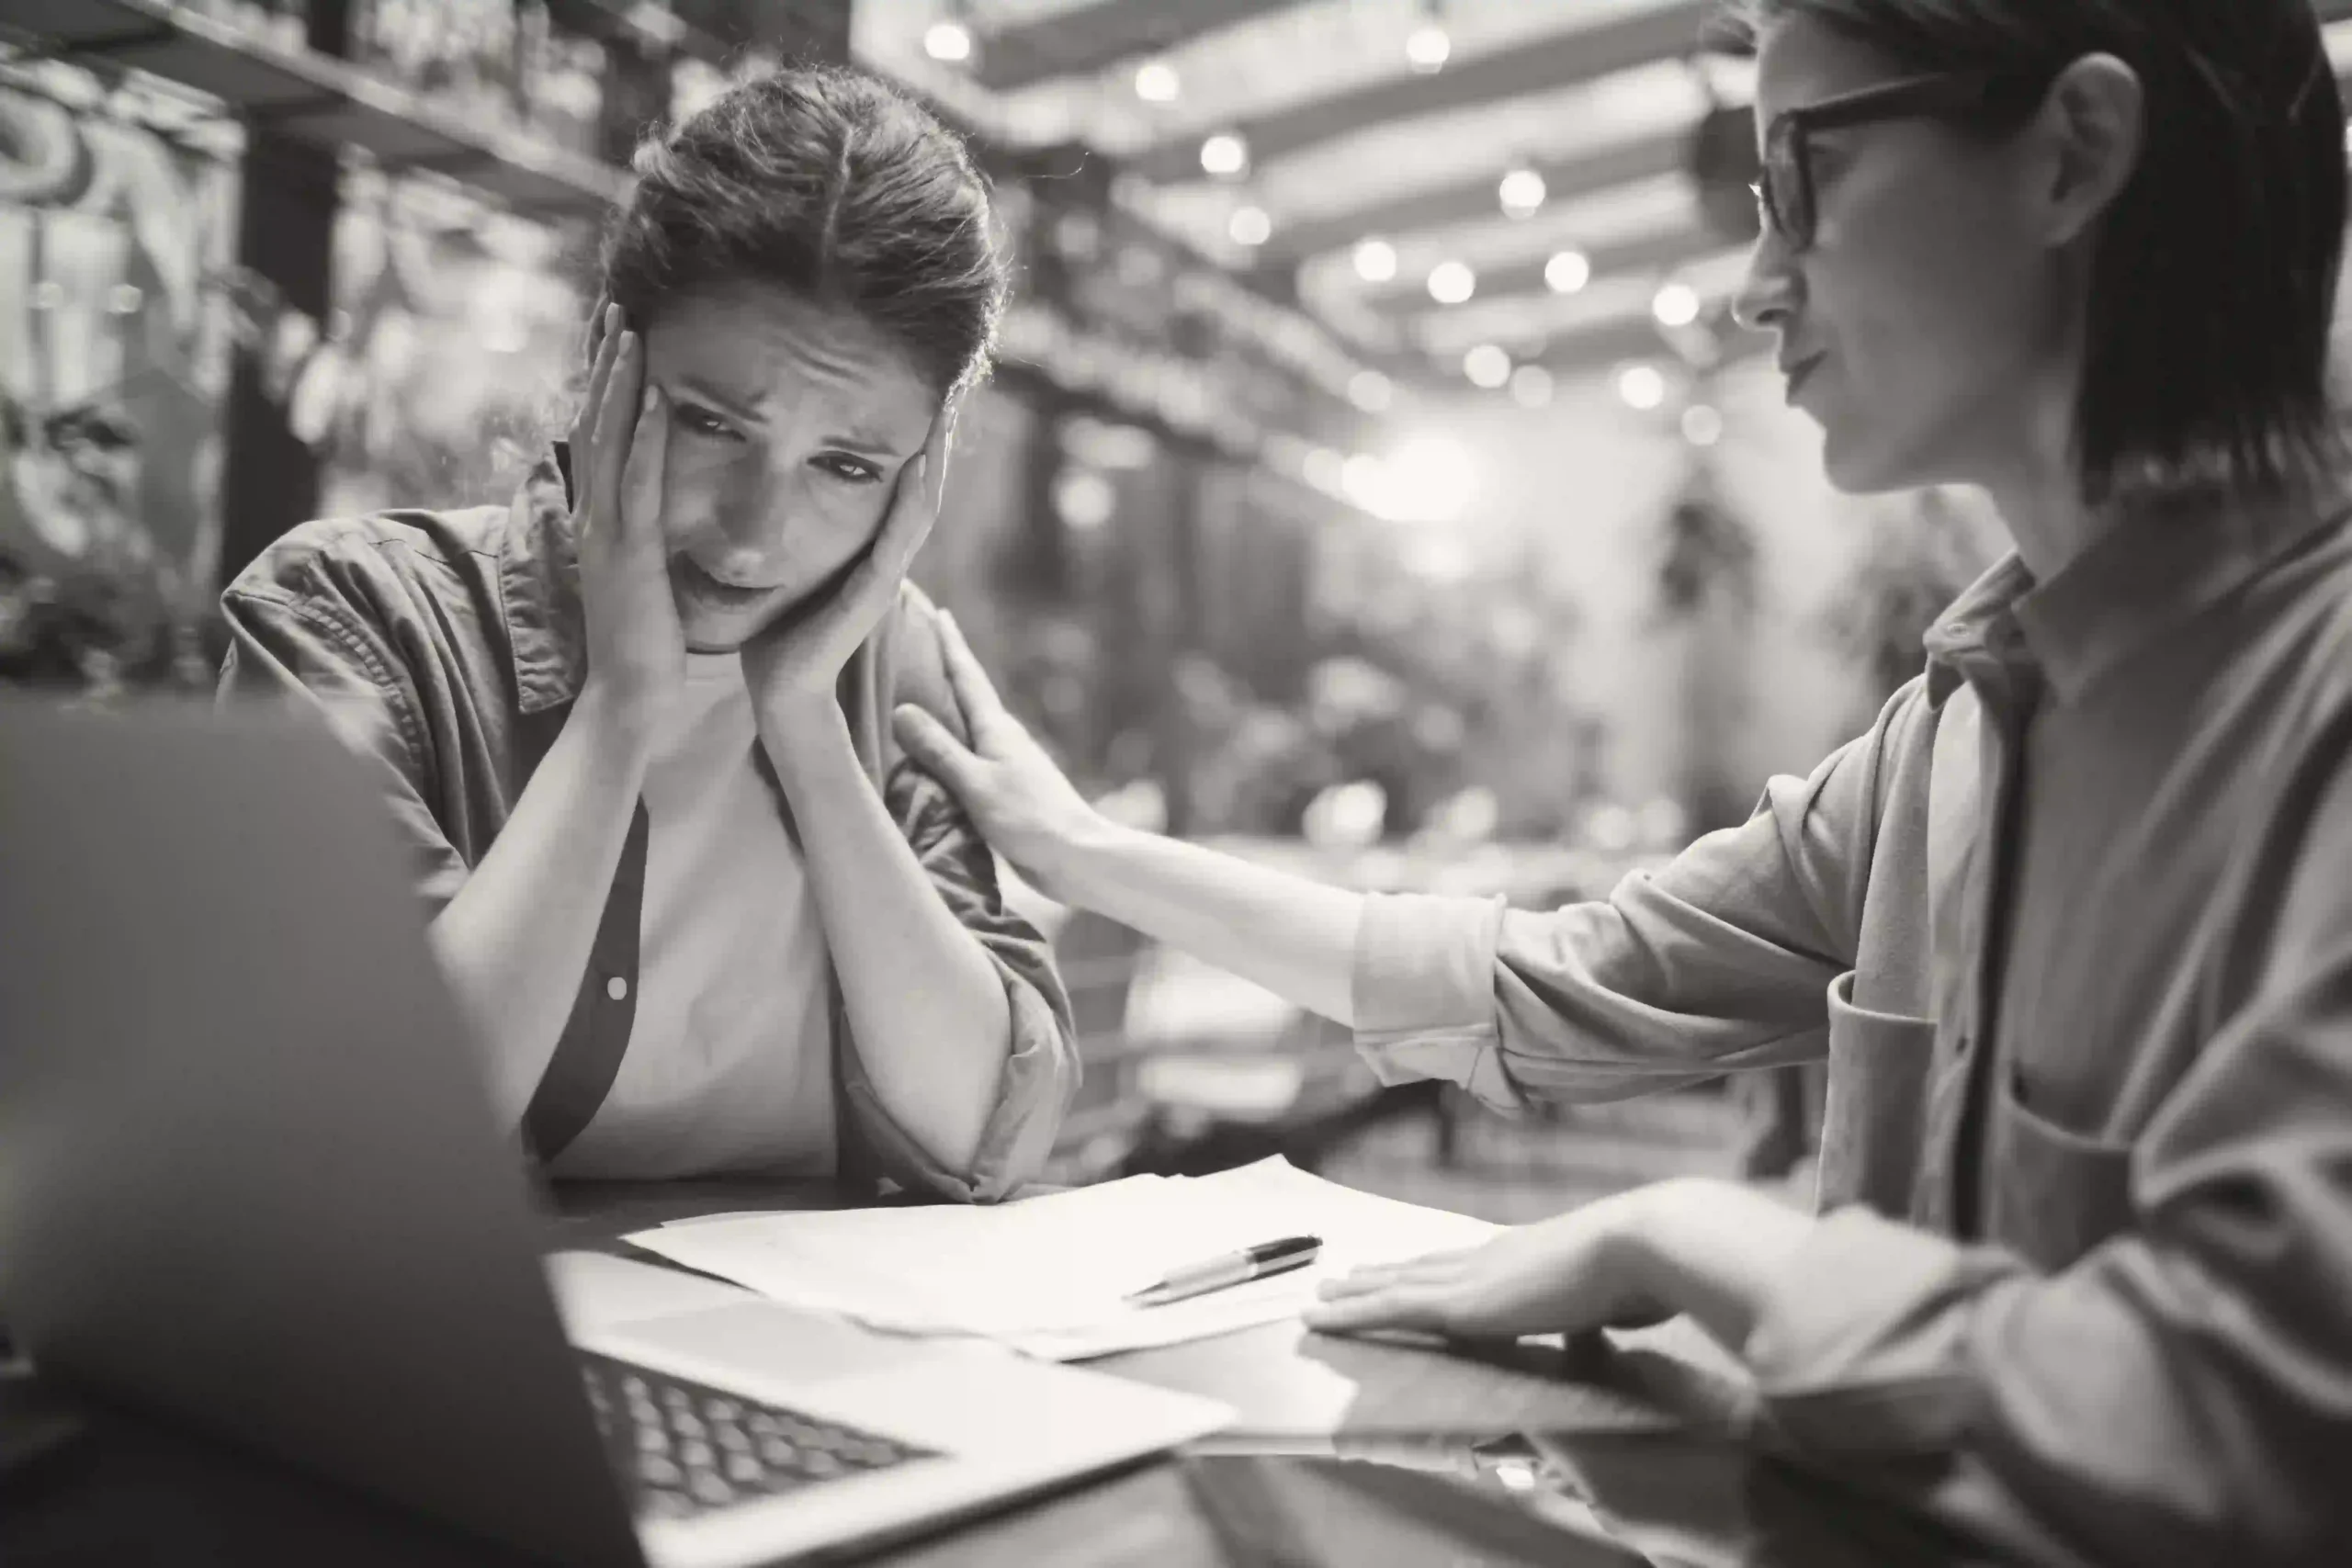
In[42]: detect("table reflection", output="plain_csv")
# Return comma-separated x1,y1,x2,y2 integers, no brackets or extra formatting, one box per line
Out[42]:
1165,1325,2014,1568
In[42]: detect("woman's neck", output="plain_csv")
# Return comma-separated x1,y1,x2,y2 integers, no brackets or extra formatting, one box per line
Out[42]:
1976,390,2104,581
1984,468,2101,582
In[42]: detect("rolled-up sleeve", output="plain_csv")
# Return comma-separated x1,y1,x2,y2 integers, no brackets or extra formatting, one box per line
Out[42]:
1738,750,2352,1567
1352,683,1924,1112
838,756,1077,1204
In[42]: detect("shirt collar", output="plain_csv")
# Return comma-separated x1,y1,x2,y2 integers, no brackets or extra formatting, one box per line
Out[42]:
1922,553,2038,708
495,444,589,715
1921,477,2351,709
2005,479,2350,705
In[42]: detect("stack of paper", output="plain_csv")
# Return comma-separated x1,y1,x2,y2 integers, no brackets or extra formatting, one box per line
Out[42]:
623,1157,1500,1360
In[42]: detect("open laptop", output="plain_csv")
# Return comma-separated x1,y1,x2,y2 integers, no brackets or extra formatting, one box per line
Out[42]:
0,698,1230,1567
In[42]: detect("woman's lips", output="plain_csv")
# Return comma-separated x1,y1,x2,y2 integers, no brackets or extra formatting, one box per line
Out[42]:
1782,354,1826,403
670,555,777,613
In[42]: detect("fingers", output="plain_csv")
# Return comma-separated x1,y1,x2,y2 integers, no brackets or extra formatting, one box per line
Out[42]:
571,302,622,506
930,605,1013,736
892,703,981,793
866,412,952,574
922,410,953,513
1314,1249,1476,1302
875,453,938,578
620,383,668,547
1302,1283,1448,1337
1316,1266,1408,1301
792,452,934,663
590,324,642,522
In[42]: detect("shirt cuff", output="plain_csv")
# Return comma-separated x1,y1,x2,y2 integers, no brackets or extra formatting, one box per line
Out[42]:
1744,1205,2015,1457
1351,892,1521,1110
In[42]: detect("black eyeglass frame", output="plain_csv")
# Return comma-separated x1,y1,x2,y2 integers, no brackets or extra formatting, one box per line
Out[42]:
1751,71,2052,251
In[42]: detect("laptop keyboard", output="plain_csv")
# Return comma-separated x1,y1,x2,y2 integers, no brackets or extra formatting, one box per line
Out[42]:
578,1350,940,1521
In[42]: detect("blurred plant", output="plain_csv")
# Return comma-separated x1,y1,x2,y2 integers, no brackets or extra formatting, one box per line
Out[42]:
1651,470,1758,624
1647,467,1762,834
0,396,212,694
1820,487,2005,713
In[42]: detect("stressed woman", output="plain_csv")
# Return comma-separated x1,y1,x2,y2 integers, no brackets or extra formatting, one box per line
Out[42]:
901,0,2352,1559
219,68,1073,1201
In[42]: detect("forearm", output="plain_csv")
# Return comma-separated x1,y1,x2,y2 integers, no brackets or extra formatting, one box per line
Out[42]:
762,698,1010,1174
1046,820,1367,1025
429,680,651,1120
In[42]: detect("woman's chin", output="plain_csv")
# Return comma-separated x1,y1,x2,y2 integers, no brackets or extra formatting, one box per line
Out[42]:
674,601,766,654
673,582,828,654
1817,431,1913,498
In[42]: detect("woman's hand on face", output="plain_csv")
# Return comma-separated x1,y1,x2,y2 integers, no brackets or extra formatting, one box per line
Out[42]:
743,415,946,715
890,610,1107,905
1302,1188,1673,1344
572,303,684,739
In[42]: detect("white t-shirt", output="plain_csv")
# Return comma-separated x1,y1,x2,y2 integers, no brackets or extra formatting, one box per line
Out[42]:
550,652,838,1179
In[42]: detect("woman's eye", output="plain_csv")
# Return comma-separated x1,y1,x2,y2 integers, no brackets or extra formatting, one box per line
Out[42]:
815,454,883,485
673,403,741,441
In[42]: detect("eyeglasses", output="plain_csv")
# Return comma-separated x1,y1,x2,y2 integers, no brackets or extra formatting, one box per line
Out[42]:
1750,72,2048,252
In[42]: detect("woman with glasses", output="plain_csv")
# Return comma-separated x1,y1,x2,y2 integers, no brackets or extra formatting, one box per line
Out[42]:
901,0,2352,1555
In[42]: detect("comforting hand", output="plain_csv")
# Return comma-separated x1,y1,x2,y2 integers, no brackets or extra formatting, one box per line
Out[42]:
744,415,948,714
572,302,683,738
889,610,1107,906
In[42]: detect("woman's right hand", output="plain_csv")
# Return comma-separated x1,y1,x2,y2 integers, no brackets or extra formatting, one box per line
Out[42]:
571,302,682,743
891,610,1109,906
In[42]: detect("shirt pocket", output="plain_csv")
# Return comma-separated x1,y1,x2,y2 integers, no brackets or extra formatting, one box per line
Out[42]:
1984,1066,2135,1270
1817,971,1937,1213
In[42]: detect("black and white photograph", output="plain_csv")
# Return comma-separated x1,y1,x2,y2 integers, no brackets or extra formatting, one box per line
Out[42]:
4,3,2350,1564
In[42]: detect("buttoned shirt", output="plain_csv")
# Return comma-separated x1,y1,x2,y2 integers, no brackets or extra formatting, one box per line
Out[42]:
217,449,1077,1202
1351,482,2352,1563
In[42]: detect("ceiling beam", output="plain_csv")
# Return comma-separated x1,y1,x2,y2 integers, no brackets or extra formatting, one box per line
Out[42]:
1265,135,1687,262
1252,0,2352,265
1374,38,2352,367
1530,311,1769,382
1362,220,1718,318
971,0,1304,94
1129,0,1714,185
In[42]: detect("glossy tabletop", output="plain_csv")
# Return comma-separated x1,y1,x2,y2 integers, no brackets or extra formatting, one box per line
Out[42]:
1,1177,2005,1567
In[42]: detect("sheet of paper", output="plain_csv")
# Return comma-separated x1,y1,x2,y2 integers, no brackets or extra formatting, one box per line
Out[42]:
622,1159,1499,1360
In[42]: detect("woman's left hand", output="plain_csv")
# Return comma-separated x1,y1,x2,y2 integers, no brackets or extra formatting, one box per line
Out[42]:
745,415,947,711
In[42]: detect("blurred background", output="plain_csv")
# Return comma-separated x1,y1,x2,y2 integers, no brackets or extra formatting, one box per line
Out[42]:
16,0,2269,1215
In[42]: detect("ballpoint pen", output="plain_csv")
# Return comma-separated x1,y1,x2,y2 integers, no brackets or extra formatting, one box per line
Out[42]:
1124,1235,1323,1308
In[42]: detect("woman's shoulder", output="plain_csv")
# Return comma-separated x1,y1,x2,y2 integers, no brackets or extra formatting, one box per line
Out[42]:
222,502,510,619
880,581,967,739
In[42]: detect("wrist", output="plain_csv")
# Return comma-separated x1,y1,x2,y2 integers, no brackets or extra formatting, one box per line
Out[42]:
1615,1179,1809,1353
754,691,854,780
754,684,842,728
573,676,661,773
1035,808,1131,904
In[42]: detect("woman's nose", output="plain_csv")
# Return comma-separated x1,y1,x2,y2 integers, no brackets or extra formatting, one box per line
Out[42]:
1731,231,1800,335
709,486,792,582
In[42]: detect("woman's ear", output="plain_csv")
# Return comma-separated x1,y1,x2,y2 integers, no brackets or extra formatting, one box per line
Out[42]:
2034,54,2145,248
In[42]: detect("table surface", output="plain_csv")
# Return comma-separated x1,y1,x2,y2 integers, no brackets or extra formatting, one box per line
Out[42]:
3,1177,1991,1568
